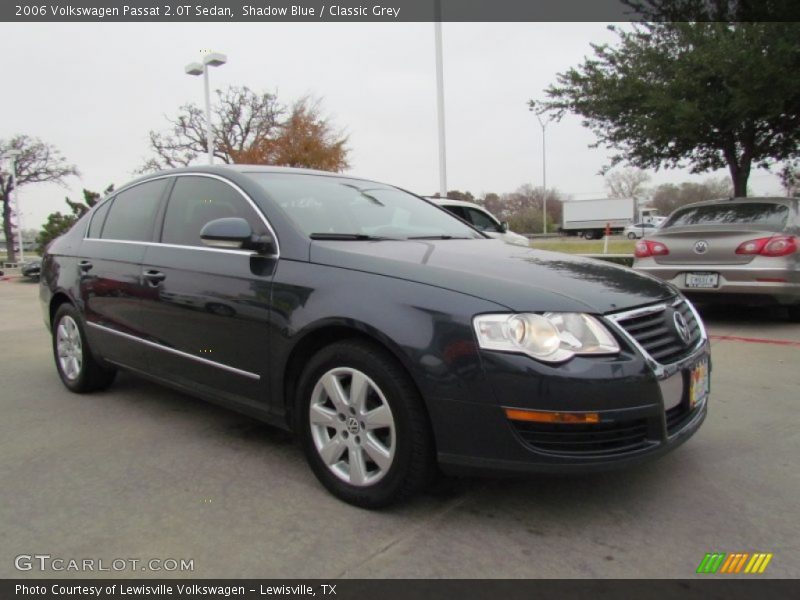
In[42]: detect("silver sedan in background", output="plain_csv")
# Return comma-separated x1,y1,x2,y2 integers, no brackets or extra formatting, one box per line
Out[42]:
633,197,800,321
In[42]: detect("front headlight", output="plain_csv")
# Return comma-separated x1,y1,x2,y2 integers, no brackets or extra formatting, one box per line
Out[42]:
473,312,620,363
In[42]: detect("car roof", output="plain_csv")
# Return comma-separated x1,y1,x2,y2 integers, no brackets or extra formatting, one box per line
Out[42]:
425,197,486,211
671,196,798,213
120,164,387,192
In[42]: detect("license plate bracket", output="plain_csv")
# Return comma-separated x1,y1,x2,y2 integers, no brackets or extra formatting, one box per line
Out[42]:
689,359,709,408
685,272,719,288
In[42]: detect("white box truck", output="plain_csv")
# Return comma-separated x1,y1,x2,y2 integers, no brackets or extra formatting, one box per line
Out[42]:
561,198,636,239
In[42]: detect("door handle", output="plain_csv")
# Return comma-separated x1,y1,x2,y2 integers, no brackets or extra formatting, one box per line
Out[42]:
79,260,93,272
143,270,166,285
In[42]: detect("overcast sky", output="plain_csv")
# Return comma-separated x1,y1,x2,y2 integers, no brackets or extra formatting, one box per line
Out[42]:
0,22,785,230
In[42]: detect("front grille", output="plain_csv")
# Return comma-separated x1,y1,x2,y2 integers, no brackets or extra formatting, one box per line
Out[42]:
512,419,650,456
612,299,702,365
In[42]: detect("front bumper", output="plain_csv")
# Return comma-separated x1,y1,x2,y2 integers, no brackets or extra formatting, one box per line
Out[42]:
433,302,710,476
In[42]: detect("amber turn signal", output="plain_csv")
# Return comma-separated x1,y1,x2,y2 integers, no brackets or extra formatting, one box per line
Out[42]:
504,408,600,424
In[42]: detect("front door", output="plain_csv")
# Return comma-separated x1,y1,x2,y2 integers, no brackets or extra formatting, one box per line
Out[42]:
136,175,277,406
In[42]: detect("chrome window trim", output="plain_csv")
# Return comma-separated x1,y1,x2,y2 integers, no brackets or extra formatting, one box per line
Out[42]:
87,322,260,381
82,238,257,256
604,297,708,376
83,172,280,258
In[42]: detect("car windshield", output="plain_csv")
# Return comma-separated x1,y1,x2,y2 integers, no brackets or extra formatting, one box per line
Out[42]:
663,203,789,230
250,173,483,240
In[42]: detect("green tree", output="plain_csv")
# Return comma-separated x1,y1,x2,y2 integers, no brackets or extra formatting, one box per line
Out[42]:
780,160,800,197
537,21,800,197
37,185,113,251
1,136,78,262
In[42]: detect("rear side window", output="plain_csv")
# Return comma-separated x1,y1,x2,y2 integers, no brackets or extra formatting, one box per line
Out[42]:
101,179,168,242
664,203,789,229
87,200,112,238
161,176,267,247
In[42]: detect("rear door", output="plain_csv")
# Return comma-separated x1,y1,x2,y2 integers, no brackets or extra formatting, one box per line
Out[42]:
136,174,277,405
80,178,171,370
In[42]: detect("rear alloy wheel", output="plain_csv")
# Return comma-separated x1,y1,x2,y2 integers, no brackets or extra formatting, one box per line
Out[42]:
52,304,116,393
297,340,435,508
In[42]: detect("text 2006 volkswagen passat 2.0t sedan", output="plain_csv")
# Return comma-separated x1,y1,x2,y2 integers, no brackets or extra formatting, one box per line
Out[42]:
40,166,710,507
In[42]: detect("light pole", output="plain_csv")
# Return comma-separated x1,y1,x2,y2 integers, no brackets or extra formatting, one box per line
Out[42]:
5,149,23,263
528,102,550,234
433,0,447,198
185,52,227,165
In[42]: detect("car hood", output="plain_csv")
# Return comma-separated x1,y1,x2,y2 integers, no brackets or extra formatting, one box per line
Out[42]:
310,238,674,314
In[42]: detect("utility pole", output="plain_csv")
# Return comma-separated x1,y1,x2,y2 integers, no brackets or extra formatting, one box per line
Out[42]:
434,0,447,197
528,101,550,234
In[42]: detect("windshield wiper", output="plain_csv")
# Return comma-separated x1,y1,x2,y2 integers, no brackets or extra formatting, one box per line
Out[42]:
406,235,473,240
310,233,397,241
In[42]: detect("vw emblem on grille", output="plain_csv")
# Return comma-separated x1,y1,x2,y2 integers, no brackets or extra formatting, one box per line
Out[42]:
693,240,709,254
673,311,691,345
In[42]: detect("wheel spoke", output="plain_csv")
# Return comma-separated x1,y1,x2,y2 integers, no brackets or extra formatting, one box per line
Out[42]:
348,446,368,485
309,404,337,427
349,371,369,414
318,436,346,466
322,373,348,411
363,404,392,429
362,434,392,471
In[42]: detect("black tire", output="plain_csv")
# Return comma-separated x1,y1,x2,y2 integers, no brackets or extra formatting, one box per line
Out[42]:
627,232,637,240
583,230,597,240
52,303,117,393
787,305,800,322
296,340,435,508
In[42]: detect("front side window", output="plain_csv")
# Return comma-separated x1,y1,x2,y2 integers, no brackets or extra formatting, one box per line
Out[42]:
101,179,168,242
664,203,789,230
161,176,269,247
466,208,501,232
442,205,468,221
249,174,483,240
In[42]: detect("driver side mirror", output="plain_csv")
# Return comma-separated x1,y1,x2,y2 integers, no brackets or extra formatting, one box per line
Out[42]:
200,217,275,254
499,221,509,233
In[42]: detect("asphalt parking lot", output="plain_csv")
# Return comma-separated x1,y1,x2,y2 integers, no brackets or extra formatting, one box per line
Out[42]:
1,278,798,579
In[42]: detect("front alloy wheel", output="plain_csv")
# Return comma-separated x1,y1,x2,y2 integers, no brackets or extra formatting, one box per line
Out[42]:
297,340,435,508
309,368,396,487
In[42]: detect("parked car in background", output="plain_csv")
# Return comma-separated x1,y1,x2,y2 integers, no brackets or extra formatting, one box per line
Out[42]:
633,197,800,320
40,165,709,507
21,259,42,280
428,197,530,247
624,222,659,239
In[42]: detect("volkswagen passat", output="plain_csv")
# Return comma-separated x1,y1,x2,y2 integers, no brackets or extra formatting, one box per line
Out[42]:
40,166,709,507
633,197,800,320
